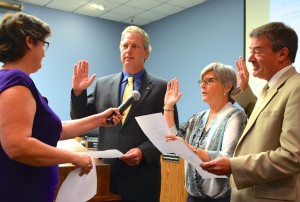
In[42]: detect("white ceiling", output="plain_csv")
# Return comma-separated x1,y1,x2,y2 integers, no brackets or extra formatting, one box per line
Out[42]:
16,0,207,26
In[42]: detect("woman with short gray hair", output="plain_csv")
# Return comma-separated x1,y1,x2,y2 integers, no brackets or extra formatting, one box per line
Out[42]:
163,62,247,202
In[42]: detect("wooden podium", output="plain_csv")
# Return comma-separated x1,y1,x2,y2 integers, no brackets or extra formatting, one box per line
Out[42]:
55,139,120,202
160,156,188,202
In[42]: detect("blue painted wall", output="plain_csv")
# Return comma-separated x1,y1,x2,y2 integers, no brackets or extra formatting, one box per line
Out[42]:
1,0,244,123
144,0,244,122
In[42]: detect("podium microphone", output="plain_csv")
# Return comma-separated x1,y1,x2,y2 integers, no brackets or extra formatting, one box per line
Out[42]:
106,90,140,125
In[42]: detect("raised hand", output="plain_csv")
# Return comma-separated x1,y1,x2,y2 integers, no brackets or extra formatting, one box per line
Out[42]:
235,56,250,91
72,60,96,96
164,78,183,108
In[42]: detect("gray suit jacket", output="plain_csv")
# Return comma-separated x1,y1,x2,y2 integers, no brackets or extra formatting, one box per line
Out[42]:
71,70,179,202
230,67,300,202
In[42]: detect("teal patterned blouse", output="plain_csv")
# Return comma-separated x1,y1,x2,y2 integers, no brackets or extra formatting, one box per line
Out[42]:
171,102,247,199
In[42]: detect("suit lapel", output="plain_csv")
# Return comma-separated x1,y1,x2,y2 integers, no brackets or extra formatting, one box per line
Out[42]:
111,73,122,107
236,67,297,146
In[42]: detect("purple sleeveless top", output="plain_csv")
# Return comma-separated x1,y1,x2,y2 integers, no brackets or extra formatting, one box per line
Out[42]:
0,69,62,202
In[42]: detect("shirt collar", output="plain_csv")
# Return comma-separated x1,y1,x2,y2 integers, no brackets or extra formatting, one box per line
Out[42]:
122,69,145,84
268,64,293,89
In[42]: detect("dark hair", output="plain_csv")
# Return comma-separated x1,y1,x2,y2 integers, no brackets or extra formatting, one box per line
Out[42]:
250,22,298,62
0,12,51,63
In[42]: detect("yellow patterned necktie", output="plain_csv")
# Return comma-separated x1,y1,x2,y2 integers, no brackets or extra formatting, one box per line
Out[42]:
122,76,134,124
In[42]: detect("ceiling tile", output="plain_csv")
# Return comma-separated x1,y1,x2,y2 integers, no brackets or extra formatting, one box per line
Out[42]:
135,10,167,21
46,0,89,12
155,0,173,2
17,0,52,6
74,5,105,17
125,0,162,10
99,11,130,22
151,3,184,15
169,0,207,8
15,0,208,26
103,0,130,4
91,0,122,11
112,5,145,16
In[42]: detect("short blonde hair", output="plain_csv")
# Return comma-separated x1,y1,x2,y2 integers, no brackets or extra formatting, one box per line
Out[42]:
119,25,152,59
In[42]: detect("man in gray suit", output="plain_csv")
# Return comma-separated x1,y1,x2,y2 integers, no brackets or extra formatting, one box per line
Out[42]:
70,25,178,202
201,22,300,201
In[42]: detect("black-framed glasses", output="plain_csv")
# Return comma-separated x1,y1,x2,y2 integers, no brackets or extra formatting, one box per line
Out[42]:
198,77,217,86
39,39,50,51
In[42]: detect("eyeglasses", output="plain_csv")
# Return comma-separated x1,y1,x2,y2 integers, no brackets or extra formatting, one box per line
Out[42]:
39,39,50,51
198,77,217,86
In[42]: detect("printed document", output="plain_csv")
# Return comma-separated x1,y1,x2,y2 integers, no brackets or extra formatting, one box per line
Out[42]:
135,113,226,179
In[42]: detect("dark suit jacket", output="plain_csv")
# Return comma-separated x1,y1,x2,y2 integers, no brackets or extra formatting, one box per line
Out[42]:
71,70,179,202
230,67,300,202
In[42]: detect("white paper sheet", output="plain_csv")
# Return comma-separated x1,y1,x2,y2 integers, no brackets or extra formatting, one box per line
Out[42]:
56,154,97,202
135,113,172,154
55,149,124,202
88,149,124,158
135,113,226,179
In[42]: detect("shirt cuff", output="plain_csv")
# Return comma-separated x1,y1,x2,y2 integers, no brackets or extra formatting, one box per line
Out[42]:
169,125,178,135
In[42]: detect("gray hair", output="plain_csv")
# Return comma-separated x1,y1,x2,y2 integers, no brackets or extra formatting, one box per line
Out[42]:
201,62,237,103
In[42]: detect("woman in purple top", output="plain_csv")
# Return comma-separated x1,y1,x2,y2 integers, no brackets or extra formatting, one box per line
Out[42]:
0,12,122,202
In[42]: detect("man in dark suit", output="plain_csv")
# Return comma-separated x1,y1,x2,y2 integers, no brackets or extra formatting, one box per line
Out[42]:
70,25,178,202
